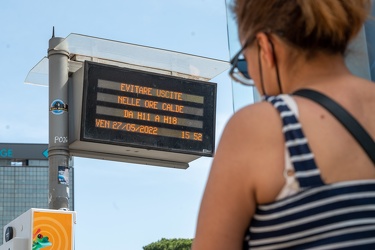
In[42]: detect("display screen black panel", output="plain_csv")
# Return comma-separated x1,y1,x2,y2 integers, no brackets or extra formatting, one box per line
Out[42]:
81,61,217,156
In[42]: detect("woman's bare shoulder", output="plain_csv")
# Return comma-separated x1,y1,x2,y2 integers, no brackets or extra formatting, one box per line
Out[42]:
213,101,286,201
228,101,276,128
222,101,282,147
193,101,286,249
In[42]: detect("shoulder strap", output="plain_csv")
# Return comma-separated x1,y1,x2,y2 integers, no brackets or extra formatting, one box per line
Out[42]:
265,95,324,187
293,89,375,165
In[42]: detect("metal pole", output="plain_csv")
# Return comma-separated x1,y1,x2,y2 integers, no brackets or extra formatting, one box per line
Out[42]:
48,33,70,210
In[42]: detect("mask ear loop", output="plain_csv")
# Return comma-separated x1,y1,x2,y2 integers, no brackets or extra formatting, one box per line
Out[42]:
266,33,283,94
258,43,267,95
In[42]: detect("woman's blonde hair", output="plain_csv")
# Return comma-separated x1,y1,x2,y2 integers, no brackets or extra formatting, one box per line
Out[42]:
234,0,371,55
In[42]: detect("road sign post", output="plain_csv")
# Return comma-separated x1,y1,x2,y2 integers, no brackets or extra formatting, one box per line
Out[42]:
48,35,70,210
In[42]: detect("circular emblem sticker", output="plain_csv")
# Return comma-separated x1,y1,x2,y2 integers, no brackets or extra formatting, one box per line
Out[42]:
50,99,68,115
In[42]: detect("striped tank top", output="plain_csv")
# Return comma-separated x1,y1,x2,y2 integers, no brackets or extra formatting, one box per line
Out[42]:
243,95,375,249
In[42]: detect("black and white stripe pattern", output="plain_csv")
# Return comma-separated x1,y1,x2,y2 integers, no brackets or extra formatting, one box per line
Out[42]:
243,95,375,249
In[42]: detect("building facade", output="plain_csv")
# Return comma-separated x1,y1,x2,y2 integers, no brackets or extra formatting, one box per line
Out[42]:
0,143,74,245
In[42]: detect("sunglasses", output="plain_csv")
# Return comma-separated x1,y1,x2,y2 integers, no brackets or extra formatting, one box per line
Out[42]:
229,42,255,86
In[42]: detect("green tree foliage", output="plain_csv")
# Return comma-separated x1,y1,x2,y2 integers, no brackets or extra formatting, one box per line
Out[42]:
143,238,193,250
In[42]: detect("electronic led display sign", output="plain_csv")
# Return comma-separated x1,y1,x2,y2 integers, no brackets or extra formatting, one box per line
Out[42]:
81,61,217,156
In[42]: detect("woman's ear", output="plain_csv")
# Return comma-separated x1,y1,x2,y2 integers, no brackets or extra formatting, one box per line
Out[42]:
256,33,276,69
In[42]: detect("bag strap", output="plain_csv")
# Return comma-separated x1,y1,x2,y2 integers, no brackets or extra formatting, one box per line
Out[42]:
293,89,375,165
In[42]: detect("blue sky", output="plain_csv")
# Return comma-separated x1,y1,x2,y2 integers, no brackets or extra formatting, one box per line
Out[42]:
0,0,245,249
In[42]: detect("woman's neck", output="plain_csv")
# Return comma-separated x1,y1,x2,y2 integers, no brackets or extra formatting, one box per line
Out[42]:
281,52,352,93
